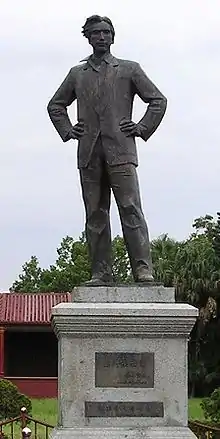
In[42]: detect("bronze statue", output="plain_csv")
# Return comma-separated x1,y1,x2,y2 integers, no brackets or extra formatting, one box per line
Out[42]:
47,15,167,286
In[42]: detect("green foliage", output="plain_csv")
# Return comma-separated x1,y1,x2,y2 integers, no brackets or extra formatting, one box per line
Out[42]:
201,388,220,424
10,233,131,292
10,256,42,293
151,234,181,286
50,234,91,290
0,379,32,421
175,234,219,306
112,235,132,283
10,234,91,293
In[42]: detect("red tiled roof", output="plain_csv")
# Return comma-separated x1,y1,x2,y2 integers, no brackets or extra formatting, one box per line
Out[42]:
0,294,5,323
0,293,71,325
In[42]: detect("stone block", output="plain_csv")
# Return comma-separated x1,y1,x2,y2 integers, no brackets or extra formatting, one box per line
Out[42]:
72,285,175,303
52,302,197,338
50,426,197,438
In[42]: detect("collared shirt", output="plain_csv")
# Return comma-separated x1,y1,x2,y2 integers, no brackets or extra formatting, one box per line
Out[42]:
80,53,117,72
80,54,112,114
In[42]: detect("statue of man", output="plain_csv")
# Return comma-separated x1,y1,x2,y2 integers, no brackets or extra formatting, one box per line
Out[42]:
47,15,167,286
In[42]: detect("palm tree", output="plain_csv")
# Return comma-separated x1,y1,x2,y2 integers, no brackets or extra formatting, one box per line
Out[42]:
151,234,181,286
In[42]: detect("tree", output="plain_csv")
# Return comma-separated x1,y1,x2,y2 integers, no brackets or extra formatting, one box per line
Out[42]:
201,387,220,424
149,214,220,397
51,234,91,290
10,256,42,293
11,234,90,293
11,234,131,292
151,234,181,287
112,235,131,283
176,215,220,397
0,379,31,421
193,213,220,264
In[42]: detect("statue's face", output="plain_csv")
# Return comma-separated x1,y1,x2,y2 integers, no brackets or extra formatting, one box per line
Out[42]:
88,21,113,53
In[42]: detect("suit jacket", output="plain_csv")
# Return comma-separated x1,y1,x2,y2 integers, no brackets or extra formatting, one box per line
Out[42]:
47,53,167,168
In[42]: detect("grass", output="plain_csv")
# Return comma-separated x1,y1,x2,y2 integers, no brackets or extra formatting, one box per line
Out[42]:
31,398,58,425
2,399,57,439
189,398,205,421
2,398,204,438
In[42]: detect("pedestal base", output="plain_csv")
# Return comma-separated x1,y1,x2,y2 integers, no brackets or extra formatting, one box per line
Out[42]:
51,286,198,439
50,426,196,438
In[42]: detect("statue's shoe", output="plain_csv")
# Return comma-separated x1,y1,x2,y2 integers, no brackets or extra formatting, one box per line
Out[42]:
135,268,154,283
84,276,114,287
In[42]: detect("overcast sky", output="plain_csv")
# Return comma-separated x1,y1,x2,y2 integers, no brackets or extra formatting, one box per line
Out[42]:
0,0,219,290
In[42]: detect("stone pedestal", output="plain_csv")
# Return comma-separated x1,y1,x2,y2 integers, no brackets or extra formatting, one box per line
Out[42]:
50,286,198,438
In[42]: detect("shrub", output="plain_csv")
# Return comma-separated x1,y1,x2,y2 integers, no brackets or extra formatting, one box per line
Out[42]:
0,379,32,421
201,387,220,424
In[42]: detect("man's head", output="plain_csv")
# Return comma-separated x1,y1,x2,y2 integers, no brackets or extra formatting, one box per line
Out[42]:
82,15,115,53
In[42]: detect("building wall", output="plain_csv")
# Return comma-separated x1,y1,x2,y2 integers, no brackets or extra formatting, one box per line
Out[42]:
9,377,57,398
4,328,58,398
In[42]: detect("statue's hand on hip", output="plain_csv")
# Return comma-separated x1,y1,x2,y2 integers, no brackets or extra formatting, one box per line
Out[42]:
119,119,143,138
68,122,84,140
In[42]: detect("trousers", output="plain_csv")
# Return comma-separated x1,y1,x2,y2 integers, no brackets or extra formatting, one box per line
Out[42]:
79,136,152,280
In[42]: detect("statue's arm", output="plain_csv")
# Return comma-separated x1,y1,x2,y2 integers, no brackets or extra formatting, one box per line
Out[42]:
131,63,167,141
47,68,76,142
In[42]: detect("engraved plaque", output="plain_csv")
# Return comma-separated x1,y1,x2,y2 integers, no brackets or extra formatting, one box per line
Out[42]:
85,401,164,418
95,352,154,388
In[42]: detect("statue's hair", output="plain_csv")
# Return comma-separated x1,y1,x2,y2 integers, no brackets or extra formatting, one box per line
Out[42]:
82,15,115,41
